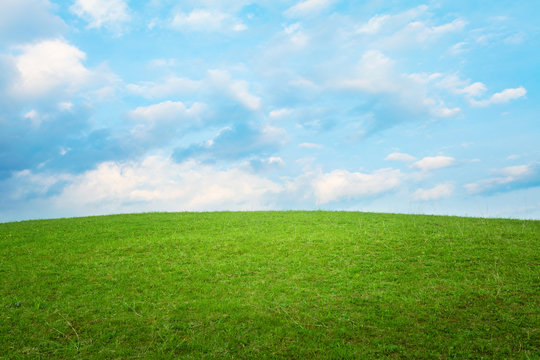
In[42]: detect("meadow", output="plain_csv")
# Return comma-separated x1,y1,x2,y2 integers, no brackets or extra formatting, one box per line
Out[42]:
1,211,538,359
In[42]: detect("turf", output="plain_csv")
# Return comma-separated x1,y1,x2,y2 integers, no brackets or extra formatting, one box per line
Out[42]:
1,211,538,359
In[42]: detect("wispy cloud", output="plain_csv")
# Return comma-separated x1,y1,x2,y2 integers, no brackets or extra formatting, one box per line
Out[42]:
169,8,246,32
465,163,540,194
284,0,333,18
313,168,402,204
385,152,416,162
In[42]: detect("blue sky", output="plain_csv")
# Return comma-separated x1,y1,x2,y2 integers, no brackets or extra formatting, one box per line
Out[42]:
1,0,539,221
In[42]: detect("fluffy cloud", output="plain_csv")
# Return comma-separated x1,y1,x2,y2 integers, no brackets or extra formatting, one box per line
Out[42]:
49,156,282,215
465,163,540,194
11,39,91,99
0,158,407,220
170,9,246,32
313,168,402,204
385,152,416,162
71,0,130,32
412,156,456,171
470,87,527,107
412,183,454,201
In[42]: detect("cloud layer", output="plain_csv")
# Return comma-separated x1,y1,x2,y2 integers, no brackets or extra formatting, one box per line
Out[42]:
0,1,538,221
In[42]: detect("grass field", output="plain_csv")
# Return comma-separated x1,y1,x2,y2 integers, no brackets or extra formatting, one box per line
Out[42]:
1,211,538,359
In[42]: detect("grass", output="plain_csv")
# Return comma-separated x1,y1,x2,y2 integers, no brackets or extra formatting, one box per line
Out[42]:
0,211,538,359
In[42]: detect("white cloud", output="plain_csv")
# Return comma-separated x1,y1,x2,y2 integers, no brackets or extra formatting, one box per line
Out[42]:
412,156,455,171
50,156,282,213
385,152,416,162
432,106,461,118
127,76,200,98
356,14,389,34
449,42,468,55
170,9,246,32
12,39,91,99
313,168,402,204
284,0,333,18
127,70,261,110
381,18,466,48
128,101,206,142
465,163,539,195
499,165,531,177
356,5,428,36
436,75,487,99
71,0,130,32
338,50,398,93
269,108,292,118
470,87,527,107
23,109,41,128
356,6,465,47
207,69,261,110
412,182,454,201
460,82,487,97
336,50,457,118
129,100,205,122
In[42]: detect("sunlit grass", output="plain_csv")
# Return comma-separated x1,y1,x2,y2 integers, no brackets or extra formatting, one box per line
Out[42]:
1,211,538,359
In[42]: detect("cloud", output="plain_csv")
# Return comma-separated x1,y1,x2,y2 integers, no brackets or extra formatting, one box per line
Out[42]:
470,87,527,107
385,152,416,162
0,0,66,43
336,50,457,121
459,82,487,97
412,182,454,201
128,101,207,145
127,70,261,110
71,0,130,32
207,69,262,110
170,9,246,32
269,108,292,118
313,168,402,204
356,14,389,35
356,5,428,35
45,156,283,215
284,0,333,18
412,156,456,171
356,6,465,48
465,163,540,194
11,39,92,99
126,75,200,99
129,100,205,123
173,124,286,163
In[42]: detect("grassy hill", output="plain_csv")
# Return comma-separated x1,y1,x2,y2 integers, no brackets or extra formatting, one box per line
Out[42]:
1,211,538,359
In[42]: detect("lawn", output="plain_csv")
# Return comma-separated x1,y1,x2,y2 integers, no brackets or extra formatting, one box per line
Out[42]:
1,211,538,359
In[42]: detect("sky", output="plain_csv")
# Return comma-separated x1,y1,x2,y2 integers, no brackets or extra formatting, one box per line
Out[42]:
1,0,539,222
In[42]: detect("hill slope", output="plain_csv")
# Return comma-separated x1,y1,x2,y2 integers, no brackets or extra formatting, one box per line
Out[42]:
1,212,538,359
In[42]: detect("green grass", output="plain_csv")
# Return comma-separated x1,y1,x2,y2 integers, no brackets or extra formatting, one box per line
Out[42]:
1,211,539,359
